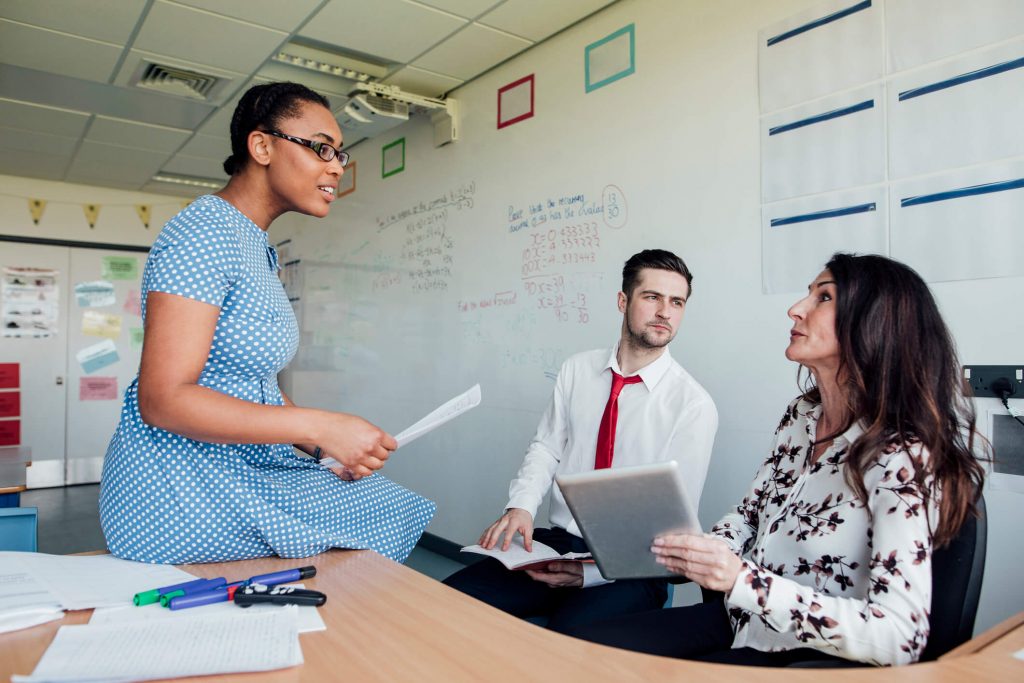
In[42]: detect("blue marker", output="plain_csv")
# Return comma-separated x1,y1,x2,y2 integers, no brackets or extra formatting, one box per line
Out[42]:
159,577,228,607
134,577,216,606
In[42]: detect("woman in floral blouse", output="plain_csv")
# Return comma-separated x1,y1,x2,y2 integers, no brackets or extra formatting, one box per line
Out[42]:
568,253,986,667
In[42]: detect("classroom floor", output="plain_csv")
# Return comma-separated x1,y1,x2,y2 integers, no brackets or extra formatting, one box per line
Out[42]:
19,484,465,582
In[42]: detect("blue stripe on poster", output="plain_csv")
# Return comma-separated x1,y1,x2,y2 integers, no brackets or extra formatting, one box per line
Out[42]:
767,0,871,47
769,99,874,136
898,56,1024,101
771,202,876,227
900,178,1024,208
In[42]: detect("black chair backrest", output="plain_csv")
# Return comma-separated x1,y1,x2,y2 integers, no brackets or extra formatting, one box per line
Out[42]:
919,493,987,662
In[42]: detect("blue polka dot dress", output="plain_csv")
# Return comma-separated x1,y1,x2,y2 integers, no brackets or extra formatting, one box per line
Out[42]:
100,195,435,564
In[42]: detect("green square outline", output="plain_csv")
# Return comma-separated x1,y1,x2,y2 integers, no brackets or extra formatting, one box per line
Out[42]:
585,23,635,93
381,137,406,178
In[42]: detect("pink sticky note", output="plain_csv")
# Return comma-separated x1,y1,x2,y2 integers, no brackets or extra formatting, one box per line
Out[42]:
79,376,118,401
123,289,142,317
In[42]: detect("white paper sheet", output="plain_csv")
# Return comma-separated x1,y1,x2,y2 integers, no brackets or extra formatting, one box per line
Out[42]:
89,584,325,633
0,557,63,634
762,186,888,294
393,384,481,448
759,0,883,113
888,39,1024,180
761,83,884,202
886,0,1024,72
13,607,302,683
890,159,1024,283
0,552,196,611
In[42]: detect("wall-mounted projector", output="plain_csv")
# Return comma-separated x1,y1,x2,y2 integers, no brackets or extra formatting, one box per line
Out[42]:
336,82,458,148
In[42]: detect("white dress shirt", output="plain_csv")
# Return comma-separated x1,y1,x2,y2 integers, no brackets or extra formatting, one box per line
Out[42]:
506,344,718,541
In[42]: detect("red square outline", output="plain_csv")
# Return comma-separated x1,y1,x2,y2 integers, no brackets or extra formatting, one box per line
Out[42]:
497,74,535,129
338,160,357,198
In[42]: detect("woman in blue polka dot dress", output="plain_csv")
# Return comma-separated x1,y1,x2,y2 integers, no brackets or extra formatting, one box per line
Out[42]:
100,82,435,564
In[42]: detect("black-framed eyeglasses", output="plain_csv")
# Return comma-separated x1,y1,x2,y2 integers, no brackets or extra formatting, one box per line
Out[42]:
263,130,350,167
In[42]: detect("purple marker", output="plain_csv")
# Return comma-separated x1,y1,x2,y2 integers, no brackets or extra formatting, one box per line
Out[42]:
167,581,246,611
134,577,213,606
246,566,316,588
158,577,228,607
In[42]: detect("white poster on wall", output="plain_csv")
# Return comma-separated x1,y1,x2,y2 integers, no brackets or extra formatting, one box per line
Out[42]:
2,267,59,338
761,83,884,203
762,186,888,294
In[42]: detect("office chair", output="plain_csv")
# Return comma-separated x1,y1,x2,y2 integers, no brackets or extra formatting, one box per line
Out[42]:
788,493,988,668
0,507,38,551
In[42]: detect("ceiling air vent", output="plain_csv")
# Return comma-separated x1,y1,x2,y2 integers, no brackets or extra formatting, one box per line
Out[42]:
131,62,221,100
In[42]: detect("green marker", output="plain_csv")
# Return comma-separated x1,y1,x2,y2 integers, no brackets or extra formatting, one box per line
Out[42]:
132,577,224,607
133,589,162,606
160,590,185,606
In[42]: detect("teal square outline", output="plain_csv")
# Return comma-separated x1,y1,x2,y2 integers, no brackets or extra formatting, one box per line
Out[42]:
585,23,635,93
382,137,406,178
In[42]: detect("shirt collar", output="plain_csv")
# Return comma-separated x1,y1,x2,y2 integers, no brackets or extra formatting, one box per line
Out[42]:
807,401,866,445
603,343,674,390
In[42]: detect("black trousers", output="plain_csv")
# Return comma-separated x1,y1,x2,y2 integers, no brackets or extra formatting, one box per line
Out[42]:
566,599,851,667
442,527,668,634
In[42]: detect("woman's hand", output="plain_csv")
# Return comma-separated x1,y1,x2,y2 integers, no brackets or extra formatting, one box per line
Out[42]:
651,534,743,593
315,413,396,480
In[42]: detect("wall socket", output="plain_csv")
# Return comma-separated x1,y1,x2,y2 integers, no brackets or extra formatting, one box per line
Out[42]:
963,365,1024,398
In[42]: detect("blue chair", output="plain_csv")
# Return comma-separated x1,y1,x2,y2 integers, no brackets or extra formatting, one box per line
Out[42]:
0,507,38,551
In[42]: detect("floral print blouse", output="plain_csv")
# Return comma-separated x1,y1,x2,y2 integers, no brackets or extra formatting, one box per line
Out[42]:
712,397,936,666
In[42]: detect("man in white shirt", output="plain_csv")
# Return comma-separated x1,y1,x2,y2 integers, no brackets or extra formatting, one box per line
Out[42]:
443,249,718,632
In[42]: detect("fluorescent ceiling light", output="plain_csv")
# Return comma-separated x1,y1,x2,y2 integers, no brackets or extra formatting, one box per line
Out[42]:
272,51,373,82
151,173,222,189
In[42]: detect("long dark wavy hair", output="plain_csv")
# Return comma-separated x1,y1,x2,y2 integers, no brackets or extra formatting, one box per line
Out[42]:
801,253,986,547
222,82,330,175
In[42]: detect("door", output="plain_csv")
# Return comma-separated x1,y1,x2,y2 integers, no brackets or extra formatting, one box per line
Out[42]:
0,243,70,488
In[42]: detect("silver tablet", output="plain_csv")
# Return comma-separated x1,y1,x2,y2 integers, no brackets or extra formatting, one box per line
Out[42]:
556,461,701,580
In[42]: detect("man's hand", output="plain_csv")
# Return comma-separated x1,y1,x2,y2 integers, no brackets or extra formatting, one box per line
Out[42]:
651,533,742,593
479,508,534,551
524,561,584,588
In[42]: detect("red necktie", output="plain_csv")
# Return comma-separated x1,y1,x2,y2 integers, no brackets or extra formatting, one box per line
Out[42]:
595,371,644,470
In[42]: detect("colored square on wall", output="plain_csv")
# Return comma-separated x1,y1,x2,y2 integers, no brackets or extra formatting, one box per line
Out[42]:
0,420,19,446
0,391,19,418
585,24,636,93
382,138,405,178
0,364,18,389
101,256,138,281
80,376,118,401
498,74,535,129
338,160,357,198
76,339,120,374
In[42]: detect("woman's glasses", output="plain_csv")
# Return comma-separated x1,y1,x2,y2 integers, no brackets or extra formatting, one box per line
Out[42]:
263,130,350,167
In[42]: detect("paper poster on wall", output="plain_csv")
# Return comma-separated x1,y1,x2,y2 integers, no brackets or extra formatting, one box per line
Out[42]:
101,256,139,281
337,160,356,198
0,391,19,417
2,267,59,338
75,281,116,308
79,376,118,401
987,409,1024,493
129,327,144,350
762,186,888,294
761,83,884,203
498,75,535,129
81,310,122,339
123,290,142,317
382,138,405,178
759,0,882,113
76,339,120,374
886,0,1024,72
0,363,18,389
890,159,1024,283
888,40,1024,180
0,420,19,446
585,24,635,93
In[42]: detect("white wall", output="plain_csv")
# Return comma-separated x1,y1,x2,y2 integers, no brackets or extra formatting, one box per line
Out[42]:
277,0,1023,633
0,174,185,247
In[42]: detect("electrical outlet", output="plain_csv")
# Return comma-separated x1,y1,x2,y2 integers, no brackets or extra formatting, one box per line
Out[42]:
963,365,1024,398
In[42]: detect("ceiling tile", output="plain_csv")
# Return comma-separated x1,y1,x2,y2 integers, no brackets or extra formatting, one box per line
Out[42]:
177,134,231,161
0,148,72,182
299,0,467,63
413,23,531,80
0,0,147,45
414,0,503,19
0,19,122,83
170,0,324,31
161,154,230,179
479,0,615,42
140,180,204,197
383,66,463,98
0,126,78,157
67,141,170,183
87,116,192,153
133,1,287,76
0,98,91,137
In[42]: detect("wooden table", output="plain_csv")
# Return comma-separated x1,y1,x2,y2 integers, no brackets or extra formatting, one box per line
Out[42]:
2,550,1021,682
